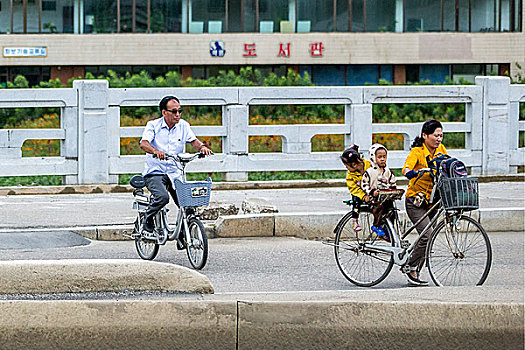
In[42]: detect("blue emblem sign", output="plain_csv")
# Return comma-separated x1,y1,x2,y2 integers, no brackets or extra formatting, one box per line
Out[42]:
210,41,225,57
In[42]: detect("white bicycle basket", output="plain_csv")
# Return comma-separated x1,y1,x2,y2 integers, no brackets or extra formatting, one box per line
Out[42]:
174,177,212,207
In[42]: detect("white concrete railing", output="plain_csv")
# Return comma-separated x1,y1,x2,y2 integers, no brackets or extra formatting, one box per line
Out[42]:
0,77,523,184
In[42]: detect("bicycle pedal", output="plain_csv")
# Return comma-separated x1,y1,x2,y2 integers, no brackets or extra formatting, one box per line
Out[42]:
122,232,136,240
401,240,410,249
401,265,411,274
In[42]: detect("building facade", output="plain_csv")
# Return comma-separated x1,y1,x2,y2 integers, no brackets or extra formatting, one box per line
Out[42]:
0,0,523,86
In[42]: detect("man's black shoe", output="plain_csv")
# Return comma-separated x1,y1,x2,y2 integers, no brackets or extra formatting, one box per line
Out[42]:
142,217,154,234
176,233,185,250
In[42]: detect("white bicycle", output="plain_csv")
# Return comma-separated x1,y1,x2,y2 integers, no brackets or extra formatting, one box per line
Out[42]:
126,152,211,269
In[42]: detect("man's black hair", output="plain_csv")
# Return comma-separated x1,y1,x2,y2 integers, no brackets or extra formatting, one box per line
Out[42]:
159,95,180,113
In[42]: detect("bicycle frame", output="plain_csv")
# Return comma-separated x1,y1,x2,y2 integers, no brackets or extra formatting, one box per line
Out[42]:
331,155,491,287
357,196,445,266
128,153,203,247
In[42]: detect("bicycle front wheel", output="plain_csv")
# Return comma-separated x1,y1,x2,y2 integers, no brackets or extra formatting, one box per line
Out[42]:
334,211,394,287
427,215,492,286
134,213,159,260
185,217,208,270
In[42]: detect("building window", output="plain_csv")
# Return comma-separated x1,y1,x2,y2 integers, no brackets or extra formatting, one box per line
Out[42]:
406,65,419,83
312,65,346,86
151,0,183,33
366,0,396,31
7,66,50,87
419,65,450,83
351,0,365,32
83,0,118,33
347,65,378,85
471,1,497,31
405,0,441,32
297,0,334,32
190,0,226,33
258,0,290,33
457,0,470,31
42,1,56,11
242,0,256,31
452,64,483,83
442,0,455,31
227,0,242,32
335,0,348,31
1,0,522,34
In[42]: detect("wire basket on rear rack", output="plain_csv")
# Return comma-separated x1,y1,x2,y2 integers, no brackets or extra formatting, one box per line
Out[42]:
376,189,405,202
174,177,212,207
438,177,479,211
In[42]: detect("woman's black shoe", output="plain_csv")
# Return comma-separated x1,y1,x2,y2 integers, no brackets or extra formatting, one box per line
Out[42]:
406,273,429,286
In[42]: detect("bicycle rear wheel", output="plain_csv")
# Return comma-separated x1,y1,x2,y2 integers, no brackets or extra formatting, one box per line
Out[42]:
334,211,394,287
185,217,208,270
134,213,159,260
427,215,492,286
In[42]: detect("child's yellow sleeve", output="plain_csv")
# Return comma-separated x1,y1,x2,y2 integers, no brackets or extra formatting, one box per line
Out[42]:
346,171,367,200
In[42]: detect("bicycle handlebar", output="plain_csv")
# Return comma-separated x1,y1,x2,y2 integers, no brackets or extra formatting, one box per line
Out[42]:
153,151,213,162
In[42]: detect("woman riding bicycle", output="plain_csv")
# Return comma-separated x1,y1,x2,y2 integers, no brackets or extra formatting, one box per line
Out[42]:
402,119,447,286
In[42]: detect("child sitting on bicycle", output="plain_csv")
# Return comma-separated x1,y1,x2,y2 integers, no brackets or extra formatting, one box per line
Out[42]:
361,143,397,240
340,145,371,232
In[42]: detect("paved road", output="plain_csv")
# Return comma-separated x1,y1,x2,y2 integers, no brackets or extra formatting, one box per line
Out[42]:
0,182,523,230
1,232,522,294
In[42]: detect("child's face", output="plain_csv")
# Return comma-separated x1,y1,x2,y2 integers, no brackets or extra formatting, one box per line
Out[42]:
345,160,364,174
375,148,387,167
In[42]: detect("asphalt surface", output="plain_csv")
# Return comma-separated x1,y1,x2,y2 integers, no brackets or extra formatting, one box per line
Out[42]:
0,233,522,297
0,181,522,301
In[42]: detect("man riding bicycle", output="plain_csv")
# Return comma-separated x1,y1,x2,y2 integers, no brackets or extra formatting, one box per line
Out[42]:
139,95,212,234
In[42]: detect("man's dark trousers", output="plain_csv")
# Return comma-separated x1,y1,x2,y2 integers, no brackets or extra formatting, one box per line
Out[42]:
144,174,179,225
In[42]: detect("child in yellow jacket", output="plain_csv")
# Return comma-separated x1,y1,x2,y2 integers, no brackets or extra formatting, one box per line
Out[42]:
340,145,371,231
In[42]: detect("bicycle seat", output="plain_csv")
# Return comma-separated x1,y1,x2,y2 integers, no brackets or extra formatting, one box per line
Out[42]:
130,175,146,189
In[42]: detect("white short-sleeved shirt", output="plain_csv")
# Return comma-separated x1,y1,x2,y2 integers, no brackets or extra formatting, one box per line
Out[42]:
141,117,196,182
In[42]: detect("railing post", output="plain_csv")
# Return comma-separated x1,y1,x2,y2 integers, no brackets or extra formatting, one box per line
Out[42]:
476,76,511,175
466,94,483,175
349,103,373,157
61,105,79,184
74,80,110,184
222,105,249,181
106,106,121,184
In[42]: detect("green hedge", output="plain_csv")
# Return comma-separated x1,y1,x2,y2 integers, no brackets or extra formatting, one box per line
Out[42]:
2,67,524,130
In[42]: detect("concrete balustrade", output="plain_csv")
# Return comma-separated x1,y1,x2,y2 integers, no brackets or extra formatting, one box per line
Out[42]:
0,77,523,184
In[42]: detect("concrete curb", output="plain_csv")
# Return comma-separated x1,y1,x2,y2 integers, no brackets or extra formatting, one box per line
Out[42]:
212,207,525,239
237,301,523,350
0,300,237,350
0,259,214,294
0,174,523,195
0,298,521,349
14,207,520,241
